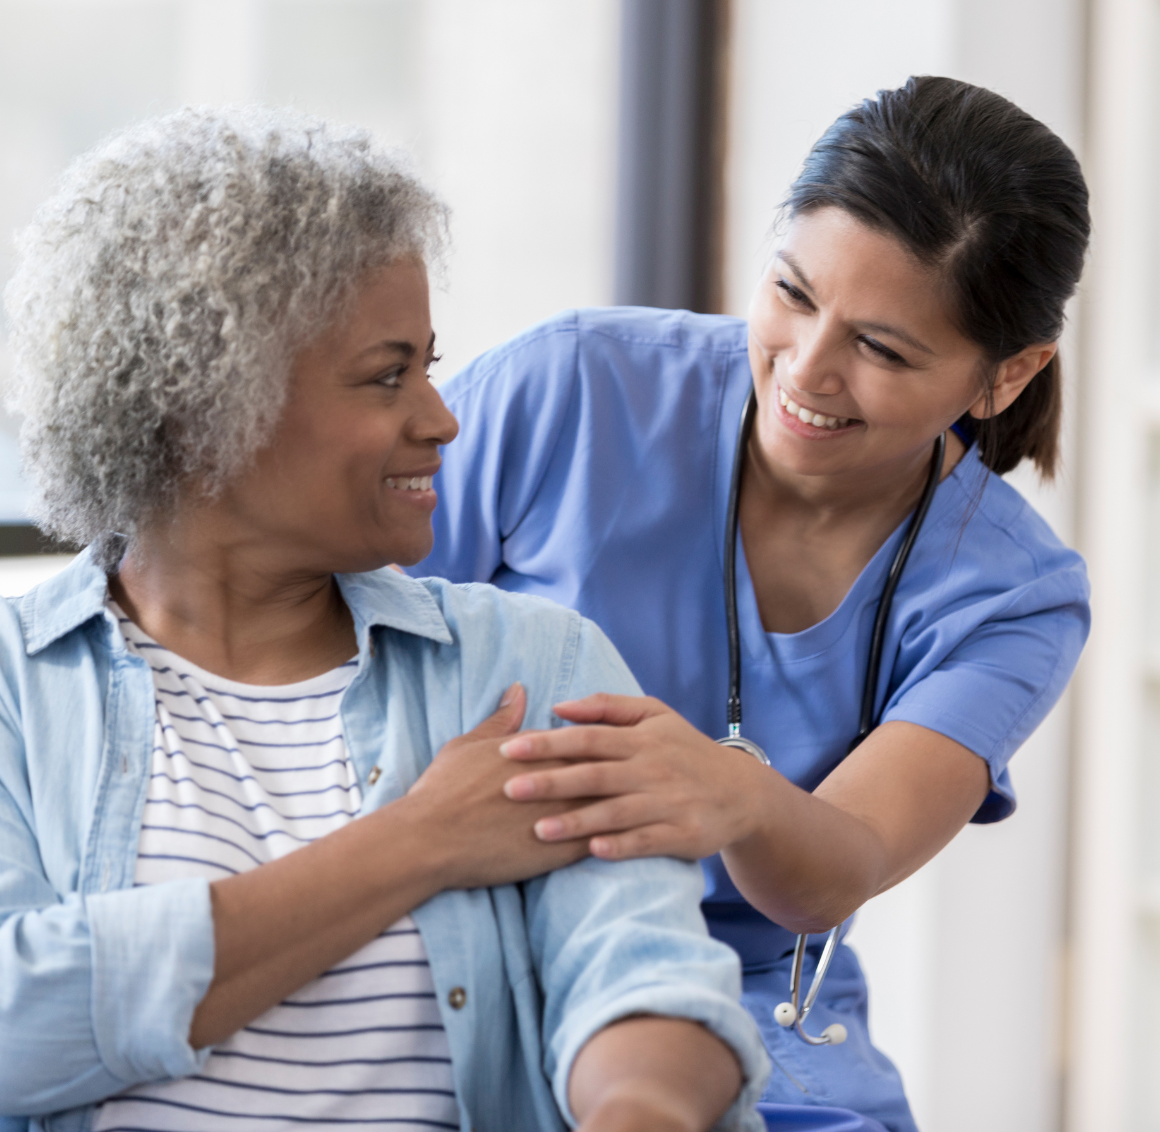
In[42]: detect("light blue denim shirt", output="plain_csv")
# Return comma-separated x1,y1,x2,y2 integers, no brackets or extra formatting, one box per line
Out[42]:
0,551,768,1132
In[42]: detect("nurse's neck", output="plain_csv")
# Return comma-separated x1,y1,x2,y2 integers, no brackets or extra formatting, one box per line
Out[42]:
739,425,967,634
745,423,966,521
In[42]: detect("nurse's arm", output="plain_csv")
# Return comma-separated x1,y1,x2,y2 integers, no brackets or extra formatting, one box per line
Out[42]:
725,720,991,932
502,697,989,934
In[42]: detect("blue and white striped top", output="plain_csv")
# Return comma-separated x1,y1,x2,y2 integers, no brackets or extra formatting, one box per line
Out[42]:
93,602,459,1132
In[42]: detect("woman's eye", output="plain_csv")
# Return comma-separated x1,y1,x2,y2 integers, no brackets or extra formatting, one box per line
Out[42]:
376,368,405,388
858,336,907,366
775,278,811,307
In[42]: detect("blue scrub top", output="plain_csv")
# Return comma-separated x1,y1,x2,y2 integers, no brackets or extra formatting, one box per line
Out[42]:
409,307,1091,1130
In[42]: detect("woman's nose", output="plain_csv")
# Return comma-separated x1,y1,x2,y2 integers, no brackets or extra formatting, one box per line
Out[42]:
412,381,459,447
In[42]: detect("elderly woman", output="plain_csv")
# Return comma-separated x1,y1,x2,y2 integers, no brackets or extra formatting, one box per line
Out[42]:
0,108,768,1132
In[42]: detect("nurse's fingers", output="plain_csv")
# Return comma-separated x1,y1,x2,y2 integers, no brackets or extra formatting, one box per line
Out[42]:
504,757,637,803
533,794,672,849
590,823,689,863
551,692,672,727
500,723,639,762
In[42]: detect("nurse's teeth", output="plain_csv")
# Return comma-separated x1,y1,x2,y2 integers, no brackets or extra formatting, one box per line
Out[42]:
386,475,433,490
776,389,850,430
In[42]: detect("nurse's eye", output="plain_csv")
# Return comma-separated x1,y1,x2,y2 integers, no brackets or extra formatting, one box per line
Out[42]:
775,278,813,309
425,353,443,377
858,336,908,366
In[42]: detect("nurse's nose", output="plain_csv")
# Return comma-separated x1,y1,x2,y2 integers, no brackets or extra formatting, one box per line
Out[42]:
784,324,845,397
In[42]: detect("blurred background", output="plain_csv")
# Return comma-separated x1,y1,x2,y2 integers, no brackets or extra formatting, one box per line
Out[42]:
0,0,1150,1129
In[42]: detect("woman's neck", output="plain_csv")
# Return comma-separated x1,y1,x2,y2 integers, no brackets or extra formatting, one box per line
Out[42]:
111,510,357,685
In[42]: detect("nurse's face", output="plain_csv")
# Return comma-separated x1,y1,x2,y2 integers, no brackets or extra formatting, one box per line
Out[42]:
746,207,994,481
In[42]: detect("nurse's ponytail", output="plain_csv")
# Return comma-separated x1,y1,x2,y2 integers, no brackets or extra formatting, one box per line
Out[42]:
786,76,1090,479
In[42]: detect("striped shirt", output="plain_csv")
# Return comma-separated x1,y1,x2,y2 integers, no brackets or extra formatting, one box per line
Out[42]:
94,602,459,1132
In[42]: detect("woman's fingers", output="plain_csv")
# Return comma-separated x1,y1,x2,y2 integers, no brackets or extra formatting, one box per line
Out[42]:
551,692,670,727
500,722,640,762
444,683,527,750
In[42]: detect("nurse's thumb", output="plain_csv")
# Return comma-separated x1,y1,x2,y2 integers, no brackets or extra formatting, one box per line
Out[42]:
467,683,527,739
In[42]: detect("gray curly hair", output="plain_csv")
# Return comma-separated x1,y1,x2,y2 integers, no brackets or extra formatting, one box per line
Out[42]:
2,105,448,568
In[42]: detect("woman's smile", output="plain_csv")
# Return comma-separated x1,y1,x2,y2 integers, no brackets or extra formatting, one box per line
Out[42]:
383,468,439,511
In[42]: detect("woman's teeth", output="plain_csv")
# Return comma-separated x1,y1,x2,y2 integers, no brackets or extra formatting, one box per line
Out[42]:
385,475,433,490
778,388,850,430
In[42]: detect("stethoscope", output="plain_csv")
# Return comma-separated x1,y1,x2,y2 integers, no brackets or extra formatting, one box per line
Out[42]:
715,386,946,1047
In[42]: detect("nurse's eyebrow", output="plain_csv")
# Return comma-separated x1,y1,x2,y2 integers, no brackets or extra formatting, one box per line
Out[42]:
778,250,934,355
855,320,934,355
777,250,815,294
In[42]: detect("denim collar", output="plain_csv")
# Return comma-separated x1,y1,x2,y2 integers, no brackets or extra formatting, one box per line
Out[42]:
18,547,453,655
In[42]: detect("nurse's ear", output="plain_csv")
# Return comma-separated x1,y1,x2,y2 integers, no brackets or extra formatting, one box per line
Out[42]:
967,343,1058,418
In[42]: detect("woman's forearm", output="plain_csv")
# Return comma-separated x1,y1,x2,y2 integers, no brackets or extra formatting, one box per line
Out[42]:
569,1017,742,1132
190,795,442,1047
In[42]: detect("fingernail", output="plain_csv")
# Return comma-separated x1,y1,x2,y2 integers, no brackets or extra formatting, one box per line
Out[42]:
504,776,534,799
500,682,521,708
535,818,563,840
591,838,612,856
499,738,528,758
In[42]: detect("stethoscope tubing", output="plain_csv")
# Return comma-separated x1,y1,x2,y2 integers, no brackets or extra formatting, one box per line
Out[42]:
720,385,946,1045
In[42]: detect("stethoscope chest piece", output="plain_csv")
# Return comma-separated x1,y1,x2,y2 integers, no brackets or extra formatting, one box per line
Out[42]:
716,733,771,766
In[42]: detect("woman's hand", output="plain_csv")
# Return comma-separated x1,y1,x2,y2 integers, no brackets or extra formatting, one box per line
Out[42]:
402,683,591,889
192,684,588,1047
498,693,770,862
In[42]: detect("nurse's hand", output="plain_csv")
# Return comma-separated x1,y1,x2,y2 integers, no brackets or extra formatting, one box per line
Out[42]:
499,693,768,861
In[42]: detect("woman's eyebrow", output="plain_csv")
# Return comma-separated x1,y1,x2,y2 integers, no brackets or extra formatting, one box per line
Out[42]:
353,331,437,362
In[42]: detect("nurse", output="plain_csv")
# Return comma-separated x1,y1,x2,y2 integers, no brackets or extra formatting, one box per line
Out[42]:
408,76,1091,1131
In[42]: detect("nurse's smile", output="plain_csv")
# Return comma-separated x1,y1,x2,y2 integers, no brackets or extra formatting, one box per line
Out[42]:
776,385,857,434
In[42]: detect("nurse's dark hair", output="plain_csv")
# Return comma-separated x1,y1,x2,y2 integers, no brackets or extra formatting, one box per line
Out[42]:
786,75,1090,478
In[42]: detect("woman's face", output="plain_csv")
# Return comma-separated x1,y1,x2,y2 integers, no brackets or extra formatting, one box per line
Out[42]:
746,207,991,482
220,259,458,574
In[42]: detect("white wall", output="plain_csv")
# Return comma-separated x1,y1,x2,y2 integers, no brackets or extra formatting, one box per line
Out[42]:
724,3,1085,1129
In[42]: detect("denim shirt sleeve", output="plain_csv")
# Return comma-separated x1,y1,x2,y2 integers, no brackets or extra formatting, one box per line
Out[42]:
0,712,216,1115
525,620,769,1131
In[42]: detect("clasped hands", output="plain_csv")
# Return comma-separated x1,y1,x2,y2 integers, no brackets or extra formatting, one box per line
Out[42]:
498,690,768,864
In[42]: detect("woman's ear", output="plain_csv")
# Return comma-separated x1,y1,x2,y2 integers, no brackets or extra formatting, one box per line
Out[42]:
967,343,1058,419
